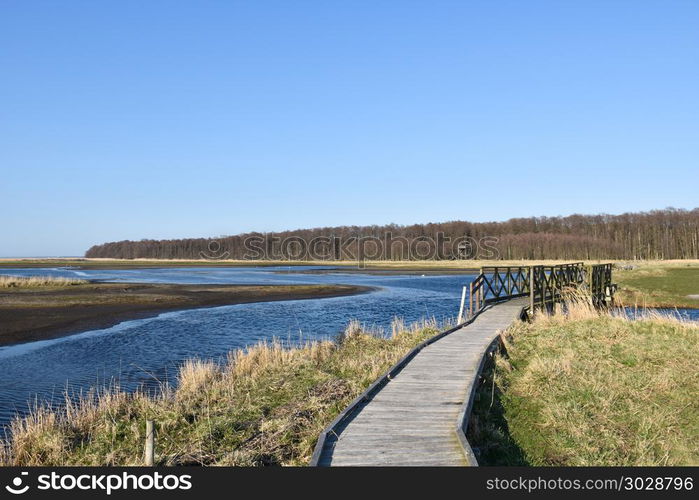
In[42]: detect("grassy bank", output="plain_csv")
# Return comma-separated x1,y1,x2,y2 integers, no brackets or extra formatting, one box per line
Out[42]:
0,319,441,466
470,305,699,466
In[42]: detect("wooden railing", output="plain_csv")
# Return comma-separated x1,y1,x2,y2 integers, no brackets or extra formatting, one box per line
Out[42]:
456,262,616,323
530,262,586,312
588,263,616,308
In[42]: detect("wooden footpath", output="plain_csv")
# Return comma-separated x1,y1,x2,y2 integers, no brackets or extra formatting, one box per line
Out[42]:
315,298,528,466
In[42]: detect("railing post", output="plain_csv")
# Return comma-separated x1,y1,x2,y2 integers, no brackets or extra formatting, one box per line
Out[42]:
457,285,467,324
529,266,535,314
477,268,483,311
541,269,546,311
469,281,474,318
493,267,498,297
145,420,155,466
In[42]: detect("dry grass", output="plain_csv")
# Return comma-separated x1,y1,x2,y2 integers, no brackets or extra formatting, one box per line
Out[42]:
0,318,443,466
0,276,86,288
490,300,699,466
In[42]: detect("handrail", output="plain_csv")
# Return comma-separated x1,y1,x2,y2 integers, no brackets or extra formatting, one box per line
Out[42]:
457,262,615,322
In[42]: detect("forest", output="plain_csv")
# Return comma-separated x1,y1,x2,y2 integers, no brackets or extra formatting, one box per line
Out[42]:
85,208,699,261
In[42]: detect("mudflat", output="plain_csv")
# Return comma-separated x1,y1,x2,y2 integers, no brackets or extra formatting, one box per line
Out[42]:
0,283,371,346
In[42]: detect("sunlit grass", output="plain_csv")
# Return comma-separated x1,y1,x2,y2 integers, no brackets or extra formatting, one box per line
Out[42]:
476,300,699,466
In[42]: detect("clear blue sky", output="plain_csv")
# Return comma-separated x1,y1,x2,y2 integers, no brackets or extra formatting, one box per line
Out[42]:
2,1,698,256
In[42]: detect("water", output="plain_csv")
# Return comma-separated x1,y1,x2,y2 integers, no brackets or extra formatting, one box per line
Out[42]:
1,266,697,428
622,306,699,322
0,266,475,426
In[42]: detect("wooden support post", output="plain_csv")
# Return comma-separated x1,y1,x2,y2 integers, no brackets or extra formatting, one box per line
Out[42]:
529,267,535,315
469,281,474,318
145,420,155,466
457,286,467,324
541,277,545,311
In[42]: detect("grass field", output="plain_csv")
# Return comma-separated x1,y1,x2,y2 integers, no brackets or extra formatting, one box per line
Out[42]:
0,319,441,466
470,305,699,466
614,263,699,308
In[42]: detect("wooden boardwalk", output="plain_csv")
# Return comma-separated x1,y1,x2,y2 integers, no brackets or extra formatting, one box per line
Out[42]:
316,299,527,466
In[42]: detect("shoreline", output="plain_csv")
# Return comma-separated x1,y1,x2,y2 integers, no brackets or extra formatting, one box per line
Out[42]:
0,257,613,271
271,267,476,275
0,283,373,347
616,299,699,310
1,258,697,309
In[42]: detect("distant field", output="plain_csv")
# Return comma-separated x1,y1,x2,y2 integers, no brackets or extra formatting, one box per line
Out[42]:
6,257,698,270
0,257,573,269
614,263,699,308
0,258,318,269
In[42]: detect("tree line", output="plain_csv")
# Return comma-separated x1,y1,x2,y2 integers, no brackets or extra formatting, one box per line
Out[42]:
85,208,699,261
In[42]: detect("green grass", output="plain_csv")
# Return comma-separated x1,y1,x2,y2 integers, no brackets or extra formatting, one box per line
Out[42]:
477,308,699,466
0,318,441,466
467,352,528,465
615,265,699,308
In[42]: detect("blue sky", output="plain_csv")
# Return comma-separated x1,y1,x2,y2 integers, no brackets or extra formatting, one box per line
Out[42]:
2,1,698,256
